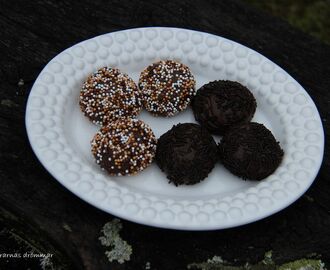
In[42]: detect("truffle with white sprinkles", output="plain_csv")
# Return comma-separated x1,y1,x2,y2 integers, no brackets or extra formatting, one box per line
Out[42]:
138,60,196,116
91,119,157,176
80,67,142,125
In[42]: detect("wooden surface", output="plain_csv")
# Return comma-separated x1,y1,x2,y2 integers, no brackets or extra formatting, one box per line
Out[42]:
0,0,329,269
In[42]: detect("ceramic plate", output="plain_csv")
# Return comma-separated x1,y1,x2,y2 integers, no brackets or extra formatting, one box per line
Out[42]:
25,27,324,230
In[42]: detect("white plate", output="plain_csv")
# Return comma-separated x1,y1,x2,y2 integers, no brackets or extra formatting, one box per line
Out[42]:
25,27,324,230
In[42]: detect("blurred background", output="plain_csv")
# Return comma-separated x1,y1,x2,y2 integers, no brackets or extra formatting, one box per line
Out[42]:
245,0,330,45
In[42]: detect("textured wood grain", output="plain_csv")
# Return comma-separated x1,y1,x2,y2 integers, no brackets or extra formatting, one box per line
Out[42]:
0,0,329,269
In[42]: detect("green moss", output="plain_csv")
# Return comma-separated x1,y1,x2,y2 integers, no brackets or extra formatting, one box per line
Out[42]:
188,251,326,270
278,259,325,270
99,218,132,264
187,255,277,270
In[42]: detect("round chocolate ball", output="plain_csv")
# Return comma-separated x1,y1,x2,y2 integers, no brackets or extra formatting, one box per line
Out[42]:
139,60,196,117
80,67,142,125
156,123,218,185
91,119,157,176
191,80,257,135
219,122,284,180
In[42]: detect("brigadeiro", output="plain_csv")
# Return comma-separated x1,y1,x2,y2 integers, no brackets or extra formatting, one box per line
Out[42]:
191,80,257,135
138,60,196,117
156,123,218,186
219,122,284,180
91,118,157,176
79,67,142,125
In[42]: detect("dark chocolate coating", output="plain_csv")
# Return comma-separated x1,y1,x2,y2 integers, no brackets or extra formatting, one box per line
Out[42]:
219,122,284,180
156,123,218,185
191,80,257,135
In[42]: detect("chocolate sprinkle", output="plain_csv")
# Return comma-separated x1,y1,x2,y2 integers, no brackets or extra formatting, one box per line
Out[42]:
156,123,218,185
139,60,196,117
219,122,284,180
91,119,157,176
191,80,257,135
80,67,142,125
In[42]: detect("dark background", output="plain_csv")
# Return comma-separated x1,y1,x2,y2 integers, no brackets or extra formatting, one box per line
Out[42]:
0,0,329,269
246,0,330,45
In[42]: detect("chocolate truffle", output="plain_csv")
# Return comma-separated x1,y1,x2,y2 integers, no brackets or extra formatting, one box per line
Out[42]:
91,119,157,176
80,67,141,125
138,60,196,117
219,122,284,180
191,80,257,135
156,123,218,185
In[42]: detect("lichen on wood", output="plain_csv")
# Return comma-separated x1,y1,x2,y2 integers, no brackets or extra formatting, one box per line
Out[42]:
99,218,132,264
187,252,326,270
278,259,326,270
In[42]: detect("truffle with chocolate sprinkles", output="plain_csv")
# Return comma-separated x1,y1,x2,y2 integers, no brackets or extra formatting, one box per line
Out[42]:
192,80,257,135
139,60,196,117
80,67,141,125
219,122,284,180
91,119,157,176
156,123,218,185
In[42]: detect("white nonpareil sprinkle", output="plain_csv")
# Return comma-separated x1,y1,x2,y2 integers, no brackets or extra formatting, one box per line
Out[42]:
91,119,157,176
79,67,142,125
139,60,196,116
